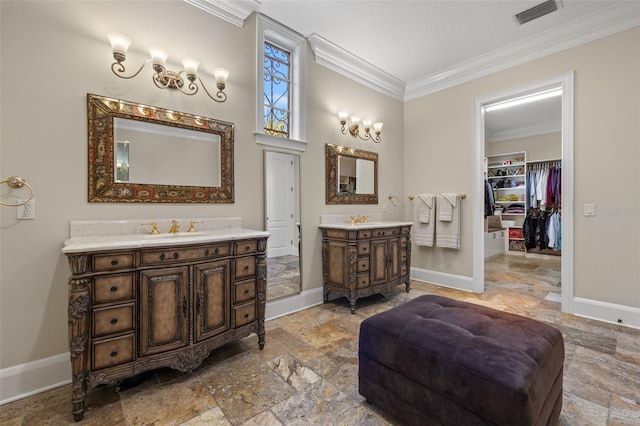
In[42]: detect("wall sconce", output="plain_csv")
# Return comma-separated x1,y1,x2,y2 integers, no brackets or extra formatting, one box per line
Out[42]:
338,111,383,143
107,32,229,103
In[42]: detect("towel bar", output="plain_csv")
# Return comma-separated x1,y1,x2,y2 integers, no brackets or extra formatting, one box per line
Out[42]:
408,193,466,201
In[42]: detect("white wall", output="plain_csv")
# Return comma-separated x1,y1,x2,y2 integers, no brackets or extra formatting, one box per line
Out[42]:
0,0,404,379
486,132,561,162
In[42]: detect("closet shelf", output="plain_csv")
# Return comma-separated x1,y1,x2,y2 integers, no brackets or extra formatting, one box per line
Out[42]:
493,186,526,190
487,174,525,179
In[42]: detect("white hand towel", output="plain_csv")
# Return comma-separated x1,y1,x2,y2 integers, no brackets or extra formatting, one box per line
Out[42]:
416,194,433,223
438,192,458,222
414,194,435,247
436,193,461,249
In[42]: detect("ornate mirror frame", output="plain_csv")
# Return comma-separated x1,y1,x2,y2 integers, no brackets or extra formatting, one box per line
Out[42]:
325,143,378,204
87,93,234,203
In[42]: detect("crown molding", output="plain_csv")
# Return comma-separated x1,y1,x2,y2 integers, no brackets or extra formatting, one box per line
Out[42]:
405,1,640,100
184,0,259,27
307,34,406,101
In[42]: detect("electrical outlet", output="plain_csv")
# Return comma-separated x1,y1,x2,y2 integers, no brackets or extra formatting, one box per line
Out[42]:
17,199,35,219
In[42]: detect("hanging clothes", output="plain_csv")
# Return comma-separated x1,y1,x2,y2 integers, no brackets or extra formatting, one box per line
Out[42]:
527,161,562,209
484,179,495,217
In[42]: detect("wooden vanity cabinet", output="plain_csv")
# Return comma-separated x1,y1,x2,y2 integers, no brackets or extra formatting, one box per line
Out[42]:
65,237,267,421
321,225,411,313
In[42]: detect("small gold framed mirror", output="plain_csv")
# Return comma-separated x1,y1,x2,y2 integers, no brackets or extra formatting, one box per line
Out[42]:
325,143,378,204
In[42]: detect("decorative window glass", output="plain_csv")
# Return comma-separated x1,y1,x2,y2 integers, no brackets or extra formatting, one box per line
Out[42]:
256,14,307,152
264,42,291,139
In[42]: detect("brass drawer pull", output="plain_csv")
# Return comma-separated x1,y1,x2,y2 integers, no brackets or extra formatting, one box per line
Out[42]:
172,252,179,259
159,253,166,260
244,289,250,294
244,265,250,271
110,318,118,324
244,313,249,318
244,245,250,251
110,351,118,357
111,260,118,266
110,286,118,292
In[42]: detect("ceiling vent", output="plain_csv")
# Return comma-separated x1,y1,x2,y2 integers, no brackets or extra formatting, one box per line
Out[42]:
515,0,558,25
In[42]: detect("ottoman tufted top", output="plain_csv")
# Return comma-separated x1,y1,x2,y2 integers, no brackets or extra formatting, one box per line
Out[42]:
359,294,564,425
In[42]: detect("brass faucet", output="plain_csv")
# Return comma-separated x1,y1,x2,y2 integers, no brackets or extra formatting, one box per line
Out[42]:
187,221,197,233
142,221,160,234
349,215,369,225
168,220,180,233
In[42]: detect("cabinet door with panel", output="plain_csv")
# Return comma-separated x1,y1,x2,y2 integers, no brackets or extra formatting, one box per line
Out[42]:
370,237,399,286
139,266,190,356
194,260,231,343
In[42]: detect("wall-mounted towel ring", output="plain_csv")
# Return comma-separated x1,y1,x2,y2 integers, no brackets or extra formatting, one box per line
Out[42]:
0,176,34,207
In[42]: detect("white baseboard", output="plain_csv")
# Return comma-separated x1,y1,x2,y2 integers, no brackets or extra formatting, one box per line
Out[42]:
0,352,71,405
410,267,476,293
573,297,640,330
266,287,324,320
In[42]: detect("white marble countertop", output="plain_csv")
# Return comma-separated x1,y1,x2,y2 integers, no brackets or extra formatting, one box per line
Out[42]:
62,228,270,254
317,221,412,230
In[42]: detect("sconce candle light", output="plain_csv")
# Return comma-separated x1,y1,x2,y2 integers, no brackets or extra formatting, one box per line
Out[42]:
107,32,229,103
338,111,383,143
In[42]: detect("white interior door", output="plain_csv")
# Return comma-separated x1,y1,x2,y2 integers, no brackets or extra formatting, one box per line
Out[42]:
266,151,295,258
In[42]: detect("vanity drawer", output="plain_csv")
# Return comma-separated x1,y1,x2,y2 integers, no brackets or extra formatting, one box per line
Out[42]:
400,251,407,263
141,243,230,265
400,264,408,277
93,273,135,304
324,229,347,239
93,253,135,271
370,228,399,238
356,274,370,289
92,304,135,337
234,301,256,327
358,242,370,256
234,240,258,255
92,334,135,370
357,230,372,239
357,258,370,272
234,278,256,304
234,257,256,280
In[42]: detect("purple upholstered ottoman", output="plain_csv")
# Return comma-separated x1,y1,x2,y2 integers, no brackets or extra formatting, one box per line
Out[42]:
359,295,564,426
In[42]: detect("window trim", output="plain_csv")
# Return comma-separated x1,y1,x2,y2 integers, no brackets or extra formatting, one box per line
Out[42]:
256,14,307,152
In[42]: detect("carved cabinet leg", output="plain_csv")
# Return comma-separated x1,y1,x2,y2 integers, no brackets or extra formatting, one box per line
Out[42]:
68,265,91,422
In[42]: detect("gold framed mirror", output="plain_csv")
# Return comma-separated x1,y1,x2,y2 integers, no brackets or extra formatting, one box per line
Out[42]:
325,143,378,204
87,93,234,203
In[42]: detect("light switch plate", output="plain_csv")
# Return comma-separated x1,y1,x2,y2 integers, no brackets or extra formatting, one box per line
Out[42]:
584,203,595,216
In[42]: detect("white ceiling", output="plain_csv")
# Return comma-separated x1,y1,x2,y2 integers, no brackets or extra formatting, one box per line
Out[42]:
189,0,638,138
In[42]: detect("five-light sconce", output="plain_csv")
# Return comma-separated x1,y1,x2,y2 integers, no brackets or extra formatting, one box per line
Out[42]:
338,111,383,143
107,32,229,103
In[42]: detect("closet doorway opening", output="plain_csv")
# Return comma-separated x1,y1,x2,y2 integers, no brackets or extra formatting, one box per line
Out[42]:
473,73,574,314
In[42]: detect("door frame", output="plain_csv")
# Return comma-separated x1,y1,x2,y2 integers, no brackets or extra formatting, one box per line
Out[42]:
472,72,575,313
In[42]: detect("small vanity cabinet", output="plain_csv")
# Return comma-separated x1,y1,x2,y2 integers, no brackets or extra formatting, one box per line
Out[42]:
63,229,268,421
320,222,412,313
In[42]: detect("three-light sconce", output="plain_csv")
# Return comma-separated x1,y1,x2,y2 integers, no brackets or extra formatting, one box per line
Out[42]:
107,32,229,103
338,111,383,143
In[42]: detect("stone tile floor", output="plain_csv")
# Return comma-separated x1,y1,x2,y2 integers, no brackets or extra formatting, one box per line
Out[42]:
1,254,638,425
